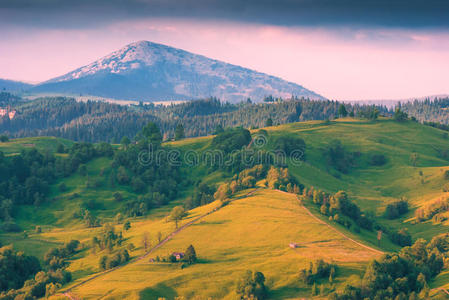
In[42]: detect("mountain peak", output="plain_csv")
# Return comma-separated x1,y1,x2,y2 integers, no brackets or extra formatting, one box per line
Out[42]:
34,41,325,102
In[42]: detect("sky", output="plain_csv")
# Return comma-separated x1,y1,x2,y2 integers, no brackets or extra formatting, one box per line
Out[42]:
0,0,449,100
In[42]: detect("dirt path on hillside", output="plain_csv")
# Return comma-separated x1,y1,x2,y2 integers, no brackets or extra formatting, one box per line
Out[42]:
276,189,384,255
59,188,260,299
60,188,382,299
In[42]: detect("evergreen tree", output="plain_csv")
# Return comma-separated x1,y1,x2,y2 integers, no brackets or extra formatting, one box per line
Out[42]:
184,245,197,264
141,122,162,145
338,104,348,117
174,123,185,140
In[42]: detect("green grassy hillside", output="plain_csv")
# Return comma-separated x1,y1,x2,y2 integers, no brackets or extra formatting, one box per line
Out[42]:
0,136,73,155
170,118,449,245
2,117,449,298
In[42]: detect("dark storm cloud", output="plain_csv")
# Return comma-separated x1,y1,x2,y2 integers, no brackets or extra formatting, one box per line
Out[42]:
1,0,448,29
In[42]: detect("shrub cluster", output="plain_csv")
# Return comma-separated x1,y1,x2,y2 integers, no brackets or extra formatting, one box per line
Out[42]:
330,235,449,299
370,154,387,166
91,223,123,253
384,198,409,219
0,247,40,293
305,188,413,247
185,183,215,209
265,166,302,193
390,228,412,247
44,240,80,270
299,259,336,285
99,249,130,270
214,165,267,201
0,240,78,299
323,140,358,174
329,234,449,299
236,270,267,300
415,197,449,223
304,188,374,231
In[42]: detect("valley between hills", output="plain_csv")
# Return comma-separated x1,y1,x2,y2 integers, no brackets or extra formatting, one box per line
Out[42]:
1,117,449,299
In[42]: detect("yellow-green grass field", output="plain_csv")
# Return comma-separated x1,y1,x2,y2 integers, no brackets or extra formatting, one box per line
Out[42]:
3,118,449,296
170,118,449,242
0,136,73,155
66,189,379,299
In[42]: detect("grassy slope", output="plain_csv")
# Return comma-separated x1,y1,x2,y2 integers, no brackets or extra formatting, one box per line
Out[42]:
69,189,378,299
0,136,73,155
169,118,449,247
272,119,449,242
2,118,449,297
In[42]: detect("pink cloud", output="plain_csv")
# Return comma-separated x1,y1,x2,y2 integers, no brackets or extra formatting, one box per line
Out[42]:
0,19,448,100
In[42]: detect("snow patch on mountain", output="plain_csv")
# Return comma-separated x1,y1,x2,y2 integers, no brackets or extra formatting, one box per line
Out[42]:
36,41,325,102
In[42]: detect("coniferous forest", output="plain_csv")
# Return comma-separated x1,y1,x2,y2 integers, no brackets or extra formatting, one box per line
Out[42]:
0,93,390,142
3,92,449,143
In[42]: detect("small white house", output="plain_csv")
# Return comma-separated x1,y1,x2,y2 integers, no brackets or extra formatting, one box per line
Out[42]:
289,243,299,249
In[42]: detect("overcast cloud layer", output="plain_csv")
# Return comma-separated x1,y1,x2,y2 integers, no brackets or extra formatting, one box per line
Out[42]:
1,1,448,100
1,0,449,29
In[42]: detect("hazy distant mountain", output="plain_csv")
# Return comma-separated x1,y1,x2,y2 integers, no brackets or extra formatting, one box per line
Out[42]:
0,79,33,92
31,41,325,103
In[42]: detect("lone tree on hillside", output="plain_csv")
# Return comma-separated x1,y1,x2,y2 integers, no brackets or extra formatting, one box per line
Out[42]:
338,104,348,118
142,231,150,252
175,123,185,140
169,206,186,229
184,244,197,264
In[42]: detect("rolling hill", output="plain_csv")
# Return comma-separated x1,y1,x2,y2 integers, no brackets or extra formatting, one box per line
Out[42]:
1,118,449,299
64,189,379,299
30,41,325,103
0,79,33,92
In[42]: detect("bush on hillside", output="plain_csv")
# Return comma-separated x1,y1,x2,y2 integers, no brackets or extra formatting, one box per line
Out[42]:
394,108,408,122
274,135,306,158
99,249,130,270
236,270,267,300
415,197,449,222
331,236,447,299
370,154,387,166
390,228,412,246
185,183,215,209
384,198,409,219
299,259,337,285
211,127,251,154
0,247,41,292
323,140,356,173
